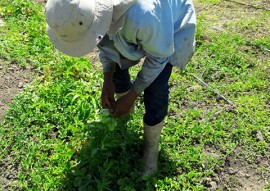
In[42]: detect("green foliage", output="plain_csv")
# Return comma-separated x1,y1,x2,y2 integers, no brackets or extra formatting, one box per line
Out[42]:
1,0,270,190
0,0,40,19
1,60,142,190
200,0,220,4
0,0,59,67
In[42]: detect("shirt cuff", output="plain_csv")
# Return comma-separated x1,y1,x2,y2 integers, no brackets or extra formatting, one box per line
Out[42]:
133,78,147,94
102,62,116,73
133,56,168,94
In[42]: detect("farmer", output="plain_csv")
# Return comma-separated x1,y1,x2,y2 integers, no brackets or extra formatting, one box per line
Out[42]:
45,0,196,175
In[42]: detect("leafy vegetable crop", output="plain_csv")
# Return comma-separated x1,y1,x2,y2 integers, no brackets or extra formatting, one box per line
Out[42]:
0,0,269,190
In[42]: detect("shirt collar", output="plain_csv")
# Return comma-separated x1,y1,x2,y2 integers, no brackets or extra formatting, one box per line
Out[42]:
108,0,137,35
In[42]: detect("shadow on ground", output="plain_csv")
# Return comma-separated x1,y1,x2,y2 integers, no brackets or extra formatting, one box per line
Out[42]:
60,116,177,191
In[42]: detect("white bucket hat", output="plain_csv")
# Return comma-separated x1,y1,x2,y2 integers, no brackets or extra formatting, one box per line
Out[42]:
45,0,113,57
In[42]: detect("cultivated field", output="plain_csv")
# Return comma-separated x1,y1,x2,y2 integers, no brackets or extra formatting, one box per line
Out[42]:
0,0,269,190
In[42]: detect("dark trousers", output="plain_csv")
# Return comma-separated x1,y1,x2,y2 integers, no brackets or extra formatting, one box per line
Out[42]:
113,63,173,126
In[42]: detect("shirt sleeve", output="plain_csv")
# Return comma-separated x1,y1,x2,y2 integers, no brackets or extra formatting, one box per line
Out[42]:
99,52,116,73
132,12,174,94
98,35,119,73
133,55,168,94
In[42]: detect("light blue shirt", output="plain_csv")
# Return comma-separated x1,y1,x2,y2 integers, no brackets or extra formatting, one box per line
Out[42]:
98,0,196,94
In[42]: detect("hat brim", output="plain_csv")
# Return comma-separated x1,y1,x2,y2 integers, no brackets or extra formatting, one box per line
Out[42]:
47,25,97,57
91,0,113,37
47,0,113,57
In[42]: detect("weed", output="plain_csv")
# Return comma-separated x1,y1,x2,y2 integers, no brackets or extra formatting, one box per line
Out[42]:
0,0,270,190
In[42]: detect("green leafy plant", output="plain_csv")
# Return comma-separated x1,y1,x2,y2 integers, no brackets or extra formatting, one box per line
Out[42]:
0,0,269,190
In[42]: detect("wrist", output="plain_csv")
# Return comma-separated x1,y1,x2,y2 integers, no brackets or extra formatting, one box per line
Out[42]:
103,71,113,82
127,88,139,101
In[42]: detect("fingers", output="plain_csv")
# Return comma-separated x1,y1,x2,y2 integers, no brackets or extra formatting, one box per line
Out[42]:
101,96,108,109
102,96,116,113
105,96,112,110
112,108,120,118
112,97,131,118
112,108,128,118
112,105,125,118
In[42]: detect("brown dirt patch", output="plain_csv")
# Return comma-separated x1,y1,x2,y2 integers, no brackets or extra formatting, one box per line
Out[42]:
34,0,47,5
203,146,270,190
1,0,269,190
0,60,35,119
218,148,270,190
194,0,270,40
0,155,20,190
0,60,35,190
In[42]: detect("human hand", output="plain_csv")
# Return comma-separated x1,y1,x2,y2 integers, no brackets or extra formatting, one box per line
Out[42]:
101,72,115,112
112,89,138,118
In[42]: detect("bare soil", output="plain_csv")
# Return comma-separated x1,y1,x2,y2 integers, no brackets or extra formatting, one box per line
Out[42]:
0,0,269,190
0,60,35,119
203,146,270,190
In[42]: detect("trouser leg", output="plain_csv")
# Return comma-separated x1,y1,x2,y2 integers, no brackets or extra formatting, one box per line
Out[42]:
143,63,173,126
142,63,173,175
113,64,135,113
112,64,133,94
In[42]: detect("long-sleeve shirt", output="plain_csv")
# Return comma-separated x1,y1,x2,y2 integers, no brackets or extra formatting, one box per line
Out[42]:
97,0,196,94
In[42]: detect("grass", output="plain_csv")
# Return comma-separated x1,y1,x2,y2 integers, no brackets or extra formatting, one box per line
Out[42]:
0,0,269,190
